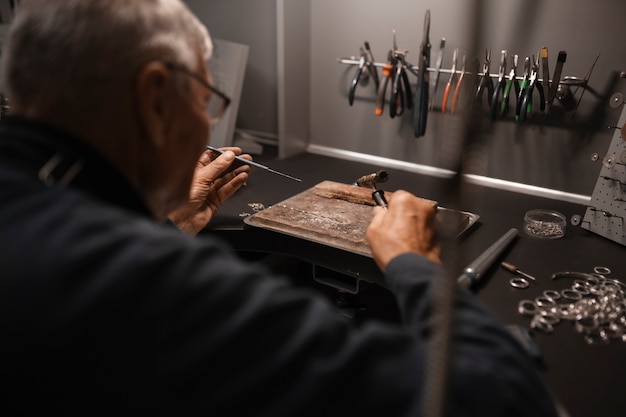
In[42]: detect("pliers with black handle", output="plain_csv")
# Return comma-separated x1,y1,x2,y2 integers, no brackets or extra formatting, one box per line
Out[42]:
474,49,494,107
489,50,507,120
375,33,412,118
515,57,531,122
348,42,379,106
390,51,413,117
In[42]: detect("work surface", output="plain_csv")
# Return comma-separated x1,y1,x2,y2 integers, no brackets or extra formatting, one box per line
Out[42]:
205,151,626,417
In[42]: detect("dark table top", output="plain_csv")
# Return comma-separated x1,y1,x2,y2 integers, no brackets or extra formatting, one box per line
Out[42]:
205,151,626,417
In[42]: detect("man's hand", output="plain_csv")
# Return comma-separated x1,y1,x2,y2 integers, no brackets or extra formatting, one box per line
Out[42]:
366,190,441,271
169,147,252,235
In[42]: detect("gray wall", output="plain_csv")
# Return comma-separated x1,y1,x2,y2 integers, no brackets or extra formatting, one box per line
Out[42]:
184,0,278,136
187,0,626,197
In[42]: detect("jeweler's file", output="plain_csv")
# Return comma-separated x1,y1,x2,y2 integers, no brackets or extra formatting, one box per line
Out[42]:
206,145,302,182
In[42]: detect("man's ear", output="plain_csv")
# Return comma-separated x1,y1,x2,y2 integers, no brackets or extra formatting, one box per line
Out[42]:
134,61,174,148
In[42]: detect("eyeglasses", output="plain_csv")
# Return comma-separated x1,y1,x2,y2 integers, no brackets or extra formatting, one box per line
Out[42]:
164,62,231,123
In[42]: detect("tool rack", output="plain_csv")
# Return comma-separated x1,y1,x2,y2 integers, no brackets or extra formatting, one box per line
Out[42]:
339,53,592,119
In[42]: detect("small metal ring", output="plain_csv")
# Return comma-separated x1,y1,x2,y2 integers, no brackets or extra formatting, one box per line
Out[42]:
518,300,537,316
538,311,560,325
543,290,561,300
531,316,554,333
561,289,583,300
593,266,611,275
510,278,529,289
535,296,556,307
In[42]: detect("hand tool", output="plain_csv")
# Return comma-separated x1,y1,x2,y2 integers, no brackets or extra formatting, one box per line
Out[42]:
441,48,458,114
413,9,431,138
375,50,394,116
547,51,566,109
474,49,494,106
500,54,519,116
450,52,466,115
540,47,550,114
457,228,519,288
390,34,413,117
501,261,536,281
354,170,389,187
348,42,379,106
363,41,379,90
206,145,302,182
515,57,531,122
489,50,507,121
429,37,446,111
518,54,546,121
354,171,389,210
375,32,412,118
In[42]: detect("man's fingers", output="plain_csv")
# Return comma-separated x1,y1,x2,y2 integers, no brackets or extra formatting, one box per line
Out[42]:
216,171,249,201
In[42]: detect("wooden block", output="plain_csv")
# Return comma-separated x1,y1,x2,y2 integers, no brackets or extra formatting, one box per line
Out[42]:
312,180,437,207
244,181,452,258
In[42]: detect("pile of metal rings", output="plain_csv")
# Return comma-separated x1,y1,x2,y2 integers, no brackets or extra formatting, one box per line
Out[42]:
517,267,626,345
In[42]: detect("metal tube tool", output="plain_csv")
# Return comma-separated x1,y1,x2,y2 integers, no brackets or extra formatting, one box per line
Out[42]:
457,228,519,288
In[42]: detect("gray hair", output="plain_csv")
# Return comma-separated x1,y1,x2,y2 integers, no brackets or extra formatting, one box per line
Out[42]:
0,0,213,110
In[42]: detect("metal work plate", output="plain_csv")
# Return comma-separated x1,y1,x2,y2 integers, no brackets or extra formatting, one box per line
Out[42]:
244,181,479,257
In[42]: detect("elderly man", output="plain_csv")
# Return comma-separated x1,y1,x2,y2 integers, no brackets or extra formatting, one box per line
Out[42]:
0,0,558,416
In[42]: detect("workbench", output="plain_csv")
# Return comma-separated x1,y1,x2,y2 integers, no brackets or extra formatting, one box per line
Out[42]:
204,151,626,417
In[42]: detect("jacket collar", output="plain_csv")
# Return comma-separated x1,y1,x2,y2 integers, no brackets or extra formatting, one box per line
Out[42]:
0,116,152,217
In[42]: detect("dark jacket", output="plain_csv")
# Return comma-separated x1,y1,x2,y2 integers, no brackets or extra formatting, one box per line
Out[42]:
0,116,558,416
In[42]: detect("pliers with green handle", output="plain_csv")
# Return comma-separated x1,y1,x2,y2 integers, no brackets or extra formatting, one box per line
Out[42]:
517,54,546,122
500,54,520,117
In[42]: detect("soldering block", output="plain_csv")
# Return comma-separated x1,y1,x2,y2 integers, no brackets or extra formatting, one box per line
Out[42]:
311,180,438,208
243,181,475,258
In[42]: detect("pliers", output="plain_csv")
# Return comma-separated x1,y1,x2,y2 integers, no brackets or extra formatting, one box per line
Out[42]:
515,57,531,122
413,9,431,138
500,54,520,116
517,54,545,121
489,50,507,120
450,52,466,115
474,49,494,105
441,48,458,113
348,41,379,106
375,33,412,118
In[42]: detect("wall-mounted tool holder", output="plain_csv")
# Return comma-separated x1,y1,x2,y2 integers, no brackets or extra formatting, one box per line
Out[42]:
339,12,597,138
580,77,626,246
340,48,593,118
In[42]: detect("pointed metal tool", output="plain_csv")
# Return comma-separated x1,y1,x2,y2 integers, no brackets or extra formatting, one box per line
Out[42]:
206,145,302,182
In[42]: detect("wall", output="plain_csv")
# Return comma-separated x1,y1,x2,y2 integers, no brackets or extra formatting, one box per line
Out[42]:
310,0,626,196
186,0,626,198
184,0,278,137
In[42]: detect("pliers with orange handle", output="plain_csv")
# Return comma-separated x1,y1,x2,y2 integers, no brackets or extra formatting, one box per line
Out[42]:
441,48,458,113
